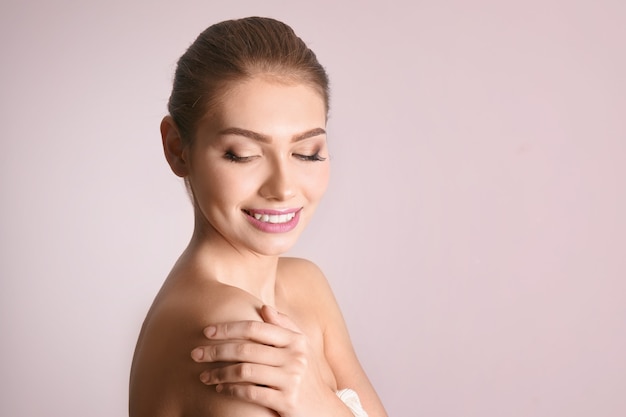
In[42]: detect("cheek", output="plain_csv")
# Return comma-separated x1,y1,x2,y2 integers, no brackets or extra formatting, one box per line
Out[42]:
302,164,330,199
210,170,260,202
191,164,253,204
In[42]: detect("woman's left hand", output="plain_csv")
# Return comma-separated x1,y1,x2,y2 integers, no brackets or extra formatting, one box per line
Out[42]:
190,305,353,417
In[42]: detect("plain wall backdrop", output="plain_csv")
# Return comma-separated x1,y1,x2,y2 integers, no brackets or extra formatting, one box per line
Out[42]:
1,1,625,416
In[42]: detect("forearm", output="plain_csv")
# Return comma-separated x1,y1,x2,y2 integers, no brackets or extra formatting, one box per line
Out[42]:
312,389,360,417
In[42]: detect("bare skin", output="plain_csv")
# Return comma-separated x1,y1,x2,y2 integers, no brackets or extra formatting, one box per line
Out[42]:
129,253,385,416
129,77,387,416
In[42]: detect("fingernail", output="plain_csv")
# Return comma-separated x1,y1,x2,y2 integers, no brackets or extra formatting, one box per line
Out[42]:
204,326,216,337
215,384,223,393
191,348,203,361
200,372,210,384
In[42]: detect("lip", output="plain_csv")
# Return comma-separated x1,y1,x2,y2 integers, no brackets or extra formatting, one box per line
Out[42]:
243,208,302,233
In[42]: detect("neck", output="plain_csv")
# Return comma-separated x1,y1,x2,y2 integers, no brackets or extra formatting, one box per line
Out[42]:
183,220,280,306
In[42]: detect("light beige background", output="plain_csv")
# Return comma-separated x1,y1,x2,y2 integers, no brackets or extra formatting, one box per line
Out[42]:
1,1,625,416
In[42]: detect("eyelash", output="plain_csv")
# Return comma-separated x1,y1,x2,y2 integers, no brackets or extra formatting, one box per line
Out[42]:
224,151,254,163
294,151,327,162
223,151,327,163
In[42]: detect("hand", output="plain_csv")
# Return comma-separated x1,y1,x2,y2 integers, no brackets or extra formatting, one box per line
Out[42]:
190,305,352,417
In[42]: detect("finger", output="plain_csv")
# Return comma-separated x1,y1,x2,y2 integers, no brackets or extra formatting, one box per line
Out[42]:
203,320,294,347
191,341,283,366
260,305,302,334
200,362,287,390
214,383,284,411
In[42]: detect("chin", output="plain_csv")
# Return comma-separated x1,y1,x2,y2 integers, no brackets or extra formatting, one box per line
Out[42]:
247,235,300,257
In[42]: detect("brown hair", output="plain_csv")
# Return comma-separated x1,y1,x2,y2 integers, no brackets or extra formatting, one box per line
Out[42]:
167,16,330,144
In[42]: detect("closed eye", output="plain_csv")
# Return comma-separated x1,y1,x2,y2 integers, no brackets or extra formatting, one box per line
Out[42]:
224,151,258,163
293,152,327,162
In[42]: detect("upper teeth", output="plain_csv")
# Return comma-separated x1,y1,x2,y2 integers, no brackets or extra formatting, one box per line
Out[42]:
253,212,296,223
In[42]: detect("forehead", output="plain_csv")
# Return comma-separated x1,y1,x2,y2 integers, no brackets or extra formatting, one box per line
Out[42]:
202,77,327,137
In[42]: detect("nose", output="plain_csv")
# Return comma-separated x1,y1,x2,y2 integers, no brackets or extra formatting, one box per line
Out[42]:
259,157,295,201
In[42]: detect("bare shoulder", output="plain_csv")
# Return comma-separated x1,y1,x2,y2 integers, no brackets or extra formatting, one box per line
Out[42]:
276,257,340,325
277,256,323,275
277,257,334,298
276,257,349,358
129,270,273,417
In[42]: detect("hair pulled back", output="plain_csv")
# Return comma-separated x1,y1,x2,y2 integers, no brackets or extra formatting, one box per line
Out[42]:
168,17,330,144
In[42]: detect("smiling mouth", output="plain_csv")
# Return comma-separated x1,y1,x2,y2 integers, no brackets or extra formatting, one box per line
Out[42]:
243,210,298,224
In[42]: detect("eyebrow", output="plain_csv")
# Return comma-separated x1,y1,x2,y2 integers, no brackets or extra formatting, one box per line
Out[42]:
218,127,326,143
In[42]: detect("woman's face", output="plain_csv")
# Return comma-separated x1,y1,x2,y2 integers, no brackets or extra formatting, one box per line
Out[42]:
186,76,330,256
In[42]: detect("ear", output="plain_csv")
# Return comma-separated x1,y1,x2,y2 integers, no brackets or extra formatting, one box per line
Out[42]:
161,116,189,177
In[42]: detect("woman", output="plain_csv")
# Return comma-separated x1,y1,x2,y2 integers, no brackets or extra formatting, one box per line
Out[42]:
129,17,387,417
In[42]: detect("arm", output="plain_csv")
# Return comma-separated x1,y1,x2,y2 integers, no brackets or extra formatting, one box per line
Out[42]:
283,258,388,416
317,279,388,417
